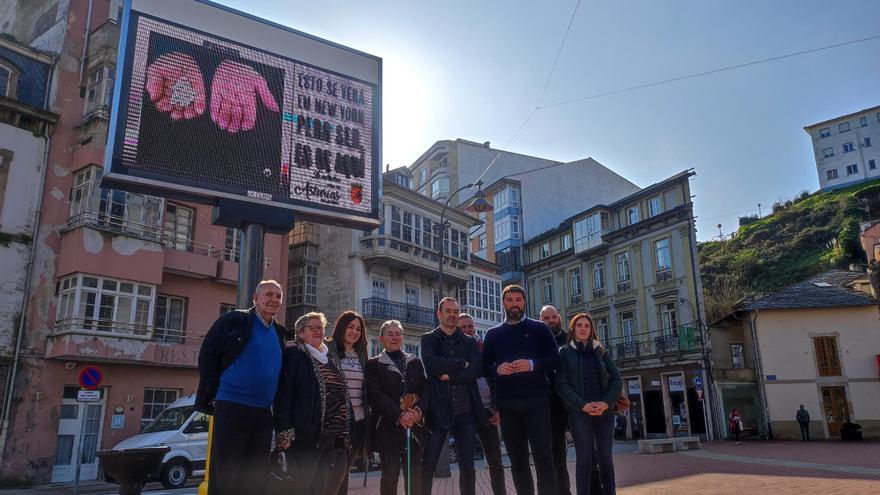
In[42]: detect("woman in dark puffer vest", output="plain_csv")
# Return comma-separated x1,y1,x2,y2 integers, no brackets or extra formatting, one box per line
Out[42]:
556,312,622,495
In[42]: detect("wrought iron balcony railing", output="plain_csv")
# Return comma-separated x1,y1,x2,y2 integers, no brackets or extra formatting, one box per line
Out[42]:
361,297,437,328
604,322,702,361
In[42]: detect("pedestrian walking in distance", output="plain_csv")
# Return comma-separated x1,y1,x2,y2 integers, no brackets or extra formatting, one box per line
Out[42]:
556,313,622,495
796,404,811,441
728,409,744,445
196,280,288,495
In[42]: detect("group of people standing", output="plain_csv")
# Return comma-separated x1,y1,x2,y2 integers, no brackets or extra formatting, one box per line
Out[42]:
196,280,623,495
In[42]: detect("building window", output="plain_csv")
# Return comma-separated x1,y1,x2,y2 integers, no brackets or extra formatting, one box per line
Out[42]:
479,234,487,250
870,159,876,171
85,66,115,114
493,184,519,211
648,196,662,217
224,227,241,262
627,206,640,225
615,252,631,292
846,164,858,176
405,285,420,306
570,268,582,304
814,336,841,376
0,63,10,98
431,177,449,199
55,274,155,336
219,303,236,315
592,261,605,298
654,238,672,282
154,295,186,343
402,210,413,243
826,169,839,180
574,212,603,252
730,343,745,369
819,127,830,138
162,203,194,252
864,137,871,148
540,242,551,259
659,302,677,334
69,167,100,219
860,116,868,127
822,147,834,158
96,189,163,240
496,247,521,274
141,389,179,429
620,312,636,344
839,122,850,133
595,316,609,343
371,278,388,299
467,275,502,322
493,215,520,242
438,156,448,168
562,234,572,251
541,276,553,304
289,263,318,306
419,168,427,186
843,142,854,153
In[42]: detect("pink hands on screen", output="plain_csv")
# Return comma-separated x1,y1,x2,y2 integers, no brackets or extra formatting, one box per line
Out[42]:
210,60,280,133
145,52,207,120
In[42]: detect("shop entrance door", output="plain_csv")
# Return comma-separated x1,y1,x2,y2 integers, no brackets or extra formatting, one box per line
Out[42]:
51,387,106,483
821,386,849,437
644,390,666,437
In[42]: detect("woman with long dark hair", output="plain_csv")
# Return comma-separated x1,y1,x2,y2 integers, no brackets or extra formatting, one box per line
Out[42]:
274,312,352,494
327,310,370,494
556,312,622,495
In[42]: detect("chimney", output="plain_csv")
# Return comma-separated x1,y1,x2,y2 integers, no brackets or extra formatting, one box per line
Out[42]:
483,141,490,148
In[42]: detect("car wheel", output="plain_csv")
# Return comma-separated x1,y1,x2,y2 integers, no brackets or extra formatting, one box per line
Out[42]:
161,459,190,489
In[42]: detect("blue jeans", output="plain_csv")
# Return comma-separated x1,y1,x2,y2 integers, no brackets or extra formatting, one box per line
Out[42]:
423,413,477,495
568,411,615,495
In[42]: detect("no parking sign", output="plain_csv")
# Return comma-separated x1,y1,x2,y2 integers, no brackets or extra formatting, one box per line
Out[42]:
78,365,104,390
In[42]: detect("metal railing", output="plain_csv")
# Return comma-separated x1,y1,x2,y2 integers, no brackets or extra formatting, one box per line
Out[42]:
360,234,469,269
162,234,217,257
617,280,632,293
67,211,162,242
604,322,702,361
53,318,188,345
362,297,437,328
592,287,606,299
656,269,673,283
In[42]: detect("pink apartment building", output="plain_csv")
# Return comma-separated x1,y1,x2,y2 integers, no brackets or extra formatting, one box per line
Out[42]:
0,1,288,484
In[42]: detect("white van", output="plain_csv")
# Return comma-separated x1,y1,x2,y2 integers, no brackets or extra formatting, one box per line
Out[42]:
108,395,208,489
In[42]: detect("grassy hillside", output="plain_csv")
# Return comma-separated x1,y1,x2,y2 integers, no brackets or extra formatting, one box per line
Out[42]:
699,179,880,323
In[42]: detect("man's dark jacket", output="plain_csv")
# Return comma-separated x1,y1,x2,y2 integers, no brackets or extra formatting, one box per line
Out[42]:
195,308,289,414
420,327,488,428
365,351,431,453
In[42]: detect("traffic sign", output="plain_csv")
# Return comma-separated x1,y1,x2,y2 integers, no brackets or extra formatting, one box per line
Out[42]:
693,376,703,391
78,366,104,390
77,390,101,402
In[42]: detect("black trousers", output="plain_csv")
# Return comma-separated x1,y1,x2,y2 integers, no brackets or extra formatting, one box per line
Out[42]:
569,412,615,495
550,399,572,495
423,413,477,495
380,444,424,495
498,397,559,495
799,421,810,441
476,422,507,495
337,419,366,495
209,400,273,495
292,441,349,495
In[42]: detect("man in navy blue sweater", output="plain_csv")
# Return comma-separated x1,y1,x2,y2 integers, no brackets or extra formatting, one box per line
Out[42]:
482,285,560,495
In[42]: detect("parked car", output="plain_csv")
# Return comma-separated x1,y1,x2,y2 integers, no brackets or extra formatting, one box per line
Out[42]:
105,395,208,489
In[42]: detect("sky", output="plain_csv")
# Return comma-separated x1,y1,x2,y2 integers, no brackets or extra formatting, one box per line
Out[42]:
218,0,880,241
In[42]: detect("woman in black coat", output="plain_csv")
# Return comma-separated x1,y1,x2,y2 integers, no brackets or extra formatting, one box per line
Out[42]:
365,320,430,495
556,312,622,495
274,312,352,495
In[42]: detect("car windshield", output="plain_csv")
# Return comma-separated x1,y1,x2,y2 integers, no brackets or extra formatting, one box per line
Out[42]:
141,406,194,433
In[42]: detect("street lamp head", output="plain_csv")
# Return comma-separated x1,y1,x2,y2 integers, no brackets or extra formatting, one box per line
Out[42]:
465,182,493,214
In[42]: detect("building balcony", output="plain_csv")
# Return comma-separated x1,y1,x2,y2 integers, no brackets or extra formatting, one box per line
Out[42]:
46,318,199,367
656,269,673,283
592,287,606,299
617,280,632,293
162,236,220,279
362,297,436,330
360,234,469,284
608,322,703,363
712,358,757,382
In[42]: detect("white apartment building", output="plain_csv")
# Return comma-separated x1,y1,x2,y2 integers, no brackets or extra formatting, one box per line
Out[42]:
804,105,880,190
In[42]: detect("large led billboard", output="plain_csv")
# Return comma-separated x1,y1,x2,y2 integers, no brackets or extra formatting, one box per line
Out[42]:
104,0,381,228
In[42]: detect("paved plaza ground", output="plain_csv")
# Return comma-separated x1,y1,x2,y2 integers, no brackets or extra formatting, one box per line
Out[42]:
3,440,878,494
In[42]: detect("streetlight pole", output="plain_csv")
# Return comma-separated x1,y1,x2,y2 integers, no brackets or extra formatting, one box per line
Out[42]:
435,181,493,298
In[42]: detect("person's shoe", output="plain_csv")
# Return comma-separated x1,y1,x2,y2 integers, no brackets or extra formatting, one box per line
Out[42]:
736,441,742,445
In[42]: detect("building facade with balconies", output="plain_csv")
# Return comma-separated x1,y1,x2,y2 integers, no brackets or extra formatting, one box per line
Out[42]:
294,170,479,356
522,170,715,440
0,1,288,484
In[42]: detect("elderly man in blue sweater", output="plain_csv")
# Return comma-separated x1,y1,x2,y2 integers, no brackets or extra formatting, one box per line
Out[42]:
482,285,561,495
